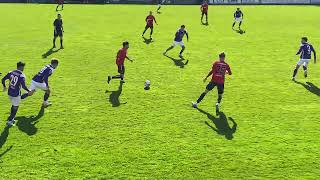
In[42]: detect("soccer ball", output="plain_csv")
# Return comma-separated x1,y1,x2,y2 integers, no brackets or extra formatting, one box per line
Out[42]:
144,80,151,90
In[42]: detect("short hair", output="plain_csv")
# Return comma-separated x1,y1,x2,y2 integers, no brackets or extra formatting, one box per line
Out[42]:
58,14,61,16
51,58,59,65
302,37,308,42
17,61,25,68
181,25,185,28
123,41,129,47
219,52,226,58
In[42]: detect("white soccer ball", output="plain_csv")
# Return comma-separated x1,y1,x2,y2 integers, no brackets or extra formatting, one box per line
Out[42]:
145,80,151,87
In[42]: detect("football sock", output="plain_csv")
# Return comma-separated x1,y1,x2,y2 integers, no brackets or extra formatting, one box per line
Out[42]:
142,29,147,36
112,75,121,79
44,93,50,101
60,39,63,47
53,38,56,47
239,22,242,27
217,95,222,103
232,22,236,27
303,66,307,71
150,29,153,36
8,106,18,121
293,68,298,78
179,49,185,55
21,93,29,99
197,92,207,103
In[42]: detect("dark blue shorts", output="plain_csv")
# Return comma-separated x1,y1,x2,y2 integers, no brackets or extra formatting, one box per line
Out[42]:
117,65,125,74
206,81,224,94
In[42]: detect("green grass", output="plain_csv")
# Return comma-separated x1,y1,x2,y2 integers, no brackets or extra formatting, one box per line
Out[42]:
0,4,320,179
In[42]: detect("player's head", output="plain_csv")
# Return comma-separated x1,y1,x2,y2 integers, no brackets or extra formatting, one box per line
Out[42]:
181,25,186,30
219,52,226,61
51,58,59,69
204,0,207,3
237,8,240,11
301,37,308,43
17,61,25,71
149,11,153,15
123,41,129,49
57,14,62,19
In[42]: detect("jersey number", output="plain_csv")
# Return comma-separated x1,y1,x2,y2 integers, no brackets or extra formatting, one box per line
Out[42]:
215,65,226,75
10,75,18,87
307,45,311,54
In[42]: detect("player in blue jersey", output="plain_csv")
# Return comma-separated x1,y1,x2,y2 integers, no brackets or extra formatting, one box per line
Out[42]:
292,37,316,81
163,25,189,58
232,8,243,29
26,59,59,107
2,62,33,127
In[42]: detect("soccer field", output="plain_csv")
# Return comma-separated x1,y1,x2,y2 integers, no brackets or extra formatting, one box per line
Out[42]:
0,3,320,179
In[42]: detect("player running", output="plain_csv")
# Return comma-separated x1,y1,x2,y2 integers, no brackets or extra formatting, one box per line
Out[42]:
200,0,209,25
53,14,64,49
232,8,243,29
2,61,33,127
292,37,316,81
56,0,64,11
25,59,59,107
157,0,165,14
142,11,158,40
192,52,232,115
163,25,189,58
108,41,133,84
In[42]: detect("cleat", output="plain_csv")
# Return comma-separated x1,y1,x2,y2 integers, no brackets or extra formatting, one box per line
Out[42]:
163,51,167,56
215,103,220,115
292,77,296,81
179,54,183,59
107,76,111,84
60,46,64,49
192,102,198,108
304,71,308,78
42,101,52,108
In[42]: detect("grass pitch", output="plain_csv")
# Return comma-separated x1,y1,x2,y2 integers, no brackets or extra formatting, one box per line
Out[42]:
0,4,320,179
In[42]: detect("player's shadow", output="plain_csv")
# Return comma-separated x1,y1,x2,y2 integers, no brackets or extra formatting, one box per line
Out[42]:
295,81,320,96
42,48,60,59
105,82,127,107
233,28,246,35
142,37,153,44
197,108,237,140
0,126,10,149
164,55,189,68
0,145,13,159
15,106,45,136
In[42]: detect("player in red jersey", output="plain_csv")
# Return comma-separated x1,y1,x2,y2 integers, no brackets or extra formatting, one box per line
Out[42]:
108,42,133,84
56,0,64,11
200,0,209,25
192,52,232,115
142,11,158,40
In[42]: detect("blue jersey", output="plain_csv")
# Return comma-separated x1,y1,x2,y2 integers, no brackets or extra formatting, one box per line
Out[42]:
1,70,28,97
297,43,315,59
174,29,188,42
32,64,55,87
234,10,243,18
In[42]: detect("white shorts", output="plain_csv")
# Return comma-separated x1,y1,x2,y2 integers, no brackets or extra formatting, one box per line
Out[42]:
297,59,311,66
172,41,184,47
9,96,21,106
234,18,242,22
29,80,48,91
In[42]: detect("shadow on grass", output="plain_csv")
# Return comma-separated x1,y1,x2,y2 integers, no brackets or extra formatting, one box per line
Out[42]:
233,28,246,35
295,81,320,96
15,106,45,136
164,54,189,68
0,145,13,159
105,82,127,107
197,108,237,140
142,37,153,44
42,48,60,59
0,126,10,148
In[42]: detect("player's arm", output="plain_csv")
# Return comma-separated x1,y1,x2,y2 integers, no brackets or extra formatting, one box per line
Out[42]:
234,12,236,18
125,56,133,62
21,78,30,92
296,46,302,55
203,70,213,82
53,20,57,33
1,73,9,91
154,17,158,25
185,32,189,42
61,21,64,32
311,46,316,63
43,70,52,89
241,12,244,18
227,65,232,75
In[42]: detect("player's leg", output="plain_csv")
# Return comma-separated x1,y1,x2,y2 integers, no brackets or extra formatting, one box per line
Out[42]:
150,26,153,38
53,34,58,48
43,89,51,107
232,19,236,28
216,84,224,115
164,43,176,55
205,12,208,24
7,96,21,126
56,4,59,11
302,60,310,78
179,44,185,58
201,12,204,23
192,82,214,108
142,25,148,37
239,20,242,29
292,60,303,80
120,66,125,82
59,33,63,49
157,4,161,13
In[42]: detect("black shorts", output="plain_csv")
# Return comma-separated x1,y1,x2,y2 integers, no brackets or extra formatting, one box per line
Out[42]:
202,12,208,16
117,65,125,74
145,25,154,30
54,30,63,37
206,81,224,94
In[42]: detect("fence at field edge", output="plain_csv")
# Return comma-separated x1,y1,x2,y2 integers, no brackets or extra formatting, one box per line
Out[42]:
2,0,320,4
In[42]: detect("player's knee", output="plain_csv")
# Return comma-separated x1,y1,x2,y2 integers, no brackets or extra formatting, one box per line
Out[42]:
45,89,51,94
12,106,19,110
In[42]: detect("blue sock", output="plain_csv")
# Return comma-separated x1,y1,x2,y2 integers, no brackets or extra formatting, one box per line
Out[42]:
197,93,207,103
44,93,50,101
21,93,29,99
